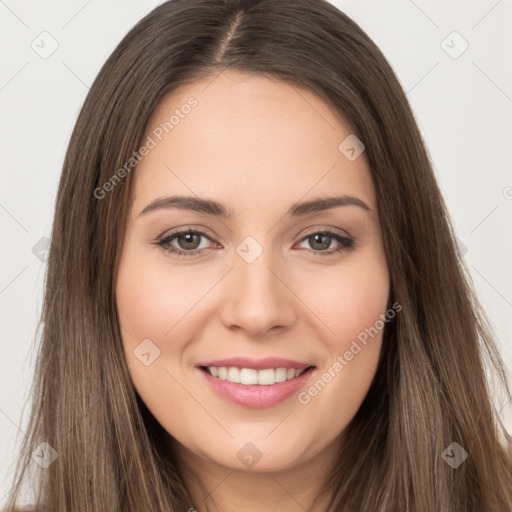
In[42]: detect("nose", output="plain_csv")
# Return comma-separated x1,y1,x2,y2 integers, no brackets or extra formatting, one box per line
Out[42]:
218,248,297,337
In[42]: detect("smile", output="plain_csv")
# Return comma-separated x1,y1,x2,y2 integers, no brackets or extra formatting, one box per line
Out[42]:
197,365,316,408
201,366,309,385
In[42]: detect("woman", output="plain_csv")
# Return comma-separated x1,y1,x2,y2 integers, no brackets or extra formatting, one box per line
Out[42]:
4,0,512,510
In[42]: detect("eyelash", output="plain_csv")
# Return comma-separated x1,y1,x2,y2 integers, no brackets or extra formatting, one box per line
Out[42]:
154,228,354,258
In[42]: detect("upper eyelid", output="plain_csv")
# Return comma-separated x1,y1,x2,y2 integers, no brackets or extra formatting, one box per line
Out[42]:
158,225,214,239
300,225,352,239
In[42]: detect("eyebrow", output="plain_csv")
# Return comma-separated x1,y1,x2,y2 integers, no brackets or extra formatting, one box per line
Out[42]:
138,194,372,218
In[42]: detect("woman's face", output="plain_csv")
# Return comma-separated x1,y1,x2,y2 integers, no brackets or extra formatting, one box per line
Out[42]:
116,70,390,473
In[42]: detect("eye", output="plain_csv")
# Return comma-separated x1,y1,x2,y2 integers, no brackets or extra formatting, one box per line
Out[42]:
155,229,216,258
295,229,354,255
154,227,355,258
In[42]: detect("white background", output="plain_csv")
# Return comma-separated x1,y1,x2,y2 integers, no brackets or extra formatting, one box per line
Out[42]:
1,0,511,504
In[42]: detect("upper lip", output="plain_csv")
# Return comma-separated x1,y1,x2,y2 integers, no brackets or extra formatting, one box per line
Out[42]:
196,357,314,370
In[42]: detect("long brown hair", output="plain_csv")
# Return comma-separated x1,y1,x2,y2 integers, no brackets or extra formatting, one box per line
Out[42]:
4,0,512,510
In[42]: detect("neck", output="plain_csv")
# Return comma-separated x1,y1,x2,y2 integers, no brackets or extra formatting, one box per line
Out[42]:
169,433,345,512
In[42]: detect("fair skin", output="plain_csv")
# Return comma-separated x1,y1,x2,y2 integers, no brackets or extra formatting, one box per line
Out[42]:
116,70,390,512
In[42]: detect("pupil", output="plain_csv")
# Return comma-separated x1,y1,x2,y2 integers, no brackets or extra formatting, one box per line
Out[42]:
311,233,330,250
180,233,199,249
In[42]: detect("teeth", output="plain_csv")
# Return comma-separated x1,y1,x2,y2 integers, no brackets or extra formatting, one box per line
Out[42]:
227,367,240,383
241,368,257,385
206,366,307,385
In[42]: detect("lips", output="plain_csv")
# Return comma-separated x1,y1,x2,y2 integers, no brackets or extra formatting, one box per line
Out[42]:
196,364,317,408
194,357,317,408
195,357,313,370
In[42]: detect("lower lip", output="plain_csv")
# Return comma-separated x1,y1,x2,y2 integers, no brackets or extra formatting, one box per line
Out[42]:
196,366,316,408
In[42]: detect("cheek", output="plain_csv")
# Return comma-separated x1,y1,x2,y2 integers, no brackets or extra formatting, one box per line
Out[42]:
115,250,211,345
294,253,389,428
115,250,191,397
299,253,390,351
115,249,202,423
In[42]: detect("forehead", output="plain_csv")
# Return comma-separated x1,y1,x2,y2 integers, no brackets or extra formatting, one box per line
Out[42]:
130,70,376,217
